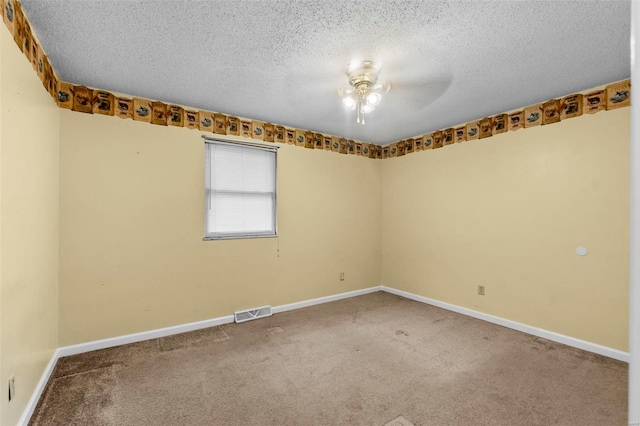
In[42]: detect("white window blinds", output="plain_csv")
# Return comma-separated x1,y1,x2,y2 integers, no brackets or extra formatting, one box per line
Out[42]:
204,140,277,239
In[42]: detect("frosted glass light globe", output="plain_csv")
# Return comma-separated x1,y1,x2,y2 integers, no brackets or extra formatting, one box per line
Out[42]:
366,92,382,106
342,96,356,109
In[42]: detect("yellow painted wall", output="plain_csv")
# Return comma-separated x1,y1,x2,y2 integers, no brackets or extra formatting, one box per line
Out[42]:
0,27,60,425
0,21,4,426
381,108,630,351
59,100,630,352
58,110,382,346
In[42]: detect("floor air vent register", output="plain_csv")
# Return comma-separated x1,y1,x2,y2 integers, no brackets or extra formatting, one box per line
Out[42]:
234,306,272,323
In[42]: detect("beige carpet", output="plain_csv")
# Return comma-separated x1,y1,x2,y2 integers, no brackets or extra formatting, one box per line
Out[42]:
30,292,627,425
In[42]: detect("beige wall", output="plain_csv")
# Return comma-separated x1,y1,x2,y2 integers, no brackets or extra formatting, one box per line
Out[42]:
381,108,630,351
59,111,382,346
0,27,60,425
58,98,631,351
0,21,4,426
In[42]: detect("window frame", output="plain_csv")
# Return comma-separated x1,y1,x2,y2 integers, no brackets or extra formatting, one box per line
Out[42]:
203,137,278,241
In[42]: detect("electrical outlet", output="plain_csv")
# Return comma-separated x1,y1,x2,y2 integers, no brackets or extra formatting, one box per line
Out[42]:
8,376,15,402
478,285,485,296
340,272,345,281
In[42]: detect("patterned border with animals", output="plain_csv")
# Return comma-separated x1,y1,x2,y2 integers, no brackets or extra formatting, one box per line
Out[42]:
379,80,630,158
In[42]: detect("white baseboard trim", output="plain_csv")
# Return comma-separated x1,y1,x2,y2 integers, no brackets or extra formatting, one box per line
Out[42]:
57,315,235,358
18,348,60,426
381,285,630,363
57,285,382,358
272,286,383,314
20,285,382,424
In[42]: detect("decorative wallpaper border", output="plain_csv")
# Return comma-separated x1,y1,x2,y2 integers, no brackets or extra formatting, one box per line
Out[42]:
380,79,631,159
1,0,631,161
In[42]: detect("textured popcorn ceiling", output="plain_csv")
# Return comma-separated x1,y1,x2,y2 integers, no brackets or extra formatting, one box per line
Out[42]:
21,0,630,145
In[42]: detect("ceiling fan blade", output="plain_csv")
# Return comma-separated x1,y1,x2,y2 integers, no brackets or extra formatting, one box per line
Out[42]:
384,78,452,110
373,81,392,94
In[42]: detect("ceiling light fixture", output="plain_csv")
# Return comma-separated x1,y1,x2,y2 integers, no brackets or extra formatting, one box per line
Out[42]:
338,61,390,125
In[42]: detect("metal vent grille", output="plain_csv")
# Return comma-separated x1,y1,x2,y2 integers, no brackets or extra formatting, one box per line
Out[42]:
234,305,272,323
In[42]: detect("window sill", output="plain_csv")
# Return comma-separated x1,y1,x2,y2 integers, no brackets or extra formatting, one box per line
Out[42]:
203,234,278,241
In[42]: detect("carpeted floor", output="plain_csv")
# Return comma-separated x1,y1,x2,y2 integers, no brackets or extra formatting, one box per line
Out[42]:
30,291,627,425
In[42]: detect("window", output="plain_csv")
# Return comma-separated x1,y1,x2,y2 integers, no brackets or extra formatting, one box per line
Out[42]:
204,139,277,240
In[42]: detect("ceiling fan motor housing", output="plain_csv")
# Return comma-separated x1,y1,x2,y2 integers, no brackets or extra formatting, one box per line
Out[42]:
347,61,380,88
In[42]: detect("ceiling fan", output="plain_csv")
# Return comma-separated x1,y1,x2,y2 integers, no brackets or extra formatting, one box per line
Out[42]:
337,61,391,125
